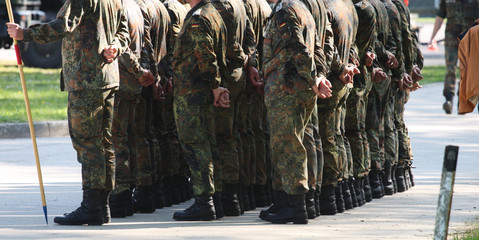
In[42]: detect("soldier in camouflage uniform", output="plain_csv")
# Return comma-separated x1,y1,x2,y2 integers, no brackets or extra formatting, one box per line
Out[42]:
381,0,402,195
151,0,190,209
211,0,257,215
242,0,272,208
172,0,228,221
110,0,157,218
344,0,377,206
429,0,479,114
131,0,171,212
260,0,332,224
366,0,398,197
392,0,416,193
319,0,359,216
8,0,130,225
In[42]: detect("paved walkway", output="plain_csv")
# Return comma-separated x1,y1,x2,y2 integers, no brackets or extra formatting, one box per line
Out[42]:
1,83,478,239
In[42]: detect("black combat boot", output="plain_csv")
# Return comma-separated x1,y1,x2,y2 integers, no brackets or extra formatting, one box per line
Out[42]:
382,163,394,195
241,184,251,211
54,188,103,225
222,184,241,216
265,180,273,205
101,190,111,223
335,184,345,213
341,181,354,210
392,165,398,194
314,187,321,217
408,166,415,187
369,169,384,199
363,176,373,202
264,194,308,224
254,184,268,207
153,180,165,209
163,176,174,207
404,166,412,189
348,179,358,208
305,188,316,219
354,177,365,207
110,189,134,218
248,185,256,210
171,175,183,204
173,195,216,221
259,191,287,220
213,192,224,219
133,186,156,213
395,167,406,193
443,92,454,114
319,185,337,215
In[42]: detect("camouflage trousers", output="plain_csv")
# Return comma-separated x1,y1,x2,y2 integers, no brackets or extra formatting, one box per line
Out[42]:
317,78,350,187
215,80,245,190
384,81,398,169
174,96,217,196
444,28,461,98
238,86,256,188
394,88,413,168
304,104,324,190
68,88,116,191
345,70,374,178
134,90,158,187
112,91,140,193
152,96,186,181
251,92,268,186
266,90,316,195
366,77,392,171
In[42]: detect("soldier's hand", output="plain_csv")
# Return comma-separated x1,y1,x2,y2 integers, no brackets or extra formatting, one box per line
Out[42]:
312,76,332,99
339,65,360,85
247,65,262,88
365,52,375,67
212,87,230,108
103,45,119,63
401,73,413,90
164,77,173,96
372,68,387,83
386,52,398,69
138,70,155,87
410,81,422,91
152,81,165,101
411,66,423,82
6,23,24,41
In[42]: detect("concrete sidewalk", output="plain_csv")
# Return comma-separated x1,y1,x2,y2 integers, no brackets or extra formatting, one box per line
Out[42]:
0,83,478,239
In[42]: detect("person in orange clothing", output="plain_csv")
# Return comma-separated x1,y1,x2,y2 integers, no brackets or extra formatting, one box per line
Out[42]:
458,20,479,114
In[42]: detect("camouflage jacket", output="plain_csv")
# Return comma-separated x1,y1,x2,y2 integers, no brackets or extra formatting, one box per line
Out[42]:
141,0,171,82
119,0,145,95
164,0,188,81
352,0,376,87
172,0,227,105
212,0,256,86
368,0,392,71
243,0,272,71
324,0,358,75
263,0,317,101
391,0,413,74
23,0,130,91
382,0,404,79
437,0,479,31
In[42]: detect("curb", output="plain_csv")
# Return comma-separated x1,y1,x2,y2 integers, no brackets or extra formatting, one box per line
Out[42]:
0,120,69,139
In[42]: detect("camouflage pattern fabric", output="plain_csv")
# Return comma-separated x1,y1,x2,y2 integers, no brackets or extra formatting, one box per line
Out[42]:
113,0,146,193
69,89,117,190
264,0,318,194
22,0,129,191
319,0,358,187
173,0,227,196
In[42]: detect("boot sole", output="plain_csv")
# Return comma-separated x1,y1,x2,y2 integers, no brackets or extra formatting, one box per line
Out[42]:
268,219,308,224
54,219,103,226
173,215,216,221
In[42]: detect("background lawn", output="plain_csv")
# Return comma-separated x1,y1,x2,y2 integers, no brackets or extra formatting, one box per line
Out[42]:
0,64,65,123
0,64,453,123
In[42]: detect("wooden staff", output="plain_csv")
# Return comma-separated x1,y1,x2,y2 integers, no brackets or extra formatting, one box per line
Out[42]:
5,0,48,225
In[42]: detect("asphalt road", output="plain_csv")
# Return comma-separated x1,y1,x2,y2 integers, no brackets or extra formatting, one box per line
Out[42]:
1,82,478,239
